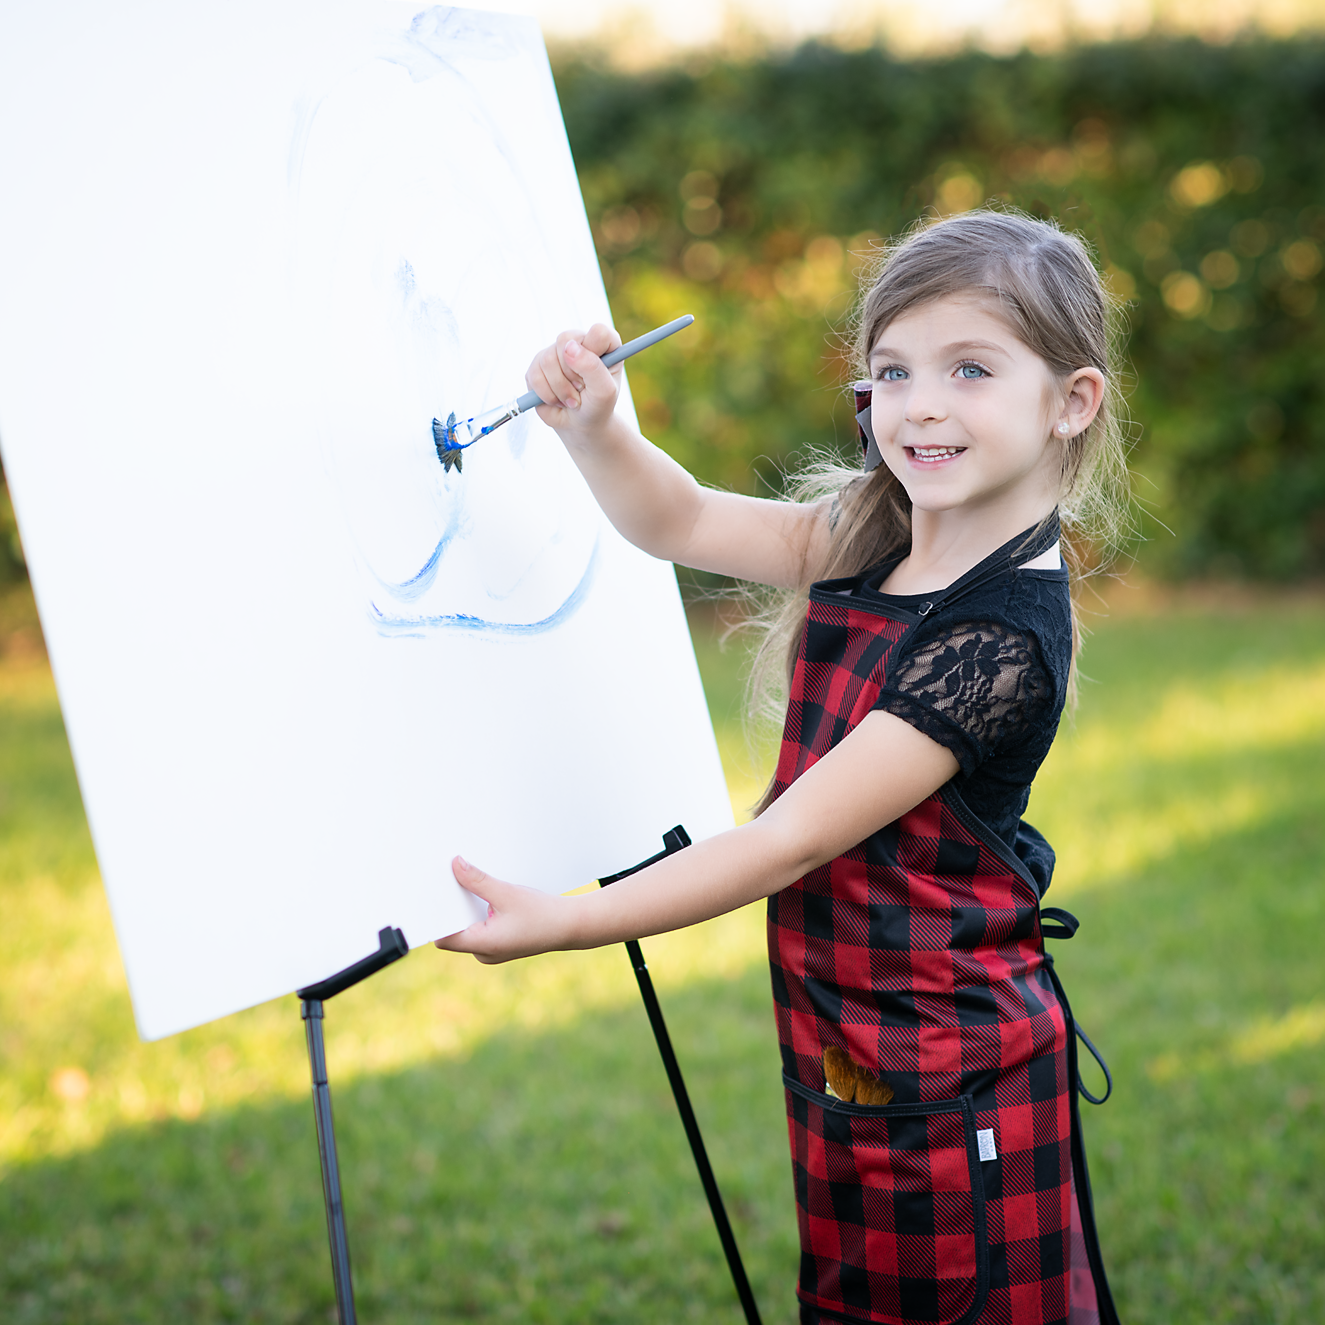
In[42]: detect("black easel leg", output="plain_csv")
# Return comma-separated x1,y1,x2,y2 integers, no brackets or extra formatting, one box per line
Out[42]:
302,998,358,1325
623,939,764,1325
601,829,762,1325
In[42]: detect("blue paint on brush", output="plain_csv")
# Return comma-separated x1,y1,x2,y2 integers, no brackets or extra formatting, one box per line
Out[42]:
433,413,475,472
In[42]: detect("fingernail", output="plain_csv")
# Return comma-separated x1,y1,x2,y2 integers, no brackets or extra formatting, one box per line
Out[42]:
487,904,496,919
566,341,579,357
455,855,469,870
563,396,579,409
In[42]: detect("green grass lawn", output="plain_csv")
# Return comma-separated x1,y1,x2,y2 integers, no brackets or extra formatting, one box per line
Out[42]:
1,583,1323,1323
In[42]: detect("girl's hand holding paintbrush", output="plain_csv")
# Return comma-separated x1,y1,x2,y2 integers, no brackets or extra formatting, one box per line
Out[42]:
434,315,692,470
524,322,625,434
522,321,713,563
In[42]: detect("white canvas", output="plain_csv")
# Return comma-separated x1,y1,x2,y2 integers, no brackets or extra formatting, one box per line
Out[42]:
0,2,733,1040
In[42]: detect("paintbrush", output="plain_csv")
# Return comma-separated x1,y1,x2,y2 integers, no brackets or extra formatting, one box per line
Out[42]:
431,314,695,473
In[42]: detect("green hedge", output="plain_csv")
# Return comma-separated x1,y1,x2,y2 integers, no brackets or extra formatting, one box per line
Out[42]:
554,37,1325,578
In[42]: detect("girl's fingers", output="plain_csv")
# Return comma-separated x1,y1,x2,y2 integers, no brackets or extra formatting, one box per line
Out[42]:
524,325,623,426
433,857,500,950
434,857,551,963
553,331,591,407
580,321,623,361
524,361,560,412
526,334,585,410
561,335,619,406
448,855,507,910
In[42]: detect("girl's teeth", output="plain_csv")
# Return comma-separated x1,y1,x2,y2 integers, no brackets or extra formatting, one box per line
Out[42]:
912,447,963,462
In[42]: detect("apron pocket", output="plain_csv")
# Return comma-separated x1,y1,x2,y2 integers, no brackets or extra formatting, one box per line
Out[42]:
784,1074,989,1325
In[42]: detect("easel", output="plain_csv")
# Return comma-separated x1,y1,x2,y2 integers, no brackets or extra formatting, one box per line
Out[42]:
296,827,762,1325
297,926,410,1325
599,826,763,1325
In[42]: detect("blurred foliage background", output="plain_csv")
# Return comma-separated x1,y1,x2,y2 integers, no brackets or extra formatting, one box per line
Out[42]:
550,35,1325,580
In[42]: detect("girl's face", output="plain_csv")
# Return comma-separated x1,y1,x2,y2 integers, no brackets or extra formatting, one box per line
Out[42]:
868,294,1098,521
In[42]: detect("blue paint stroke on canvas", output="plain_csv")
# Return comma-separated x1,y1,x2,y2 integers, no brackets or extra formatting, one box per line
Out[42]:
370,535,600,636
368,497,463,604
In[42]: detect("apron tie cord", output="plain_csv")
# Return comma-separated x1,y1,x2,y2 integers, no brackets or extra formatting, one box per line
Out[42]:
1040,905,1080,940
1074,1024,1114,1105
1040,907,1114,1104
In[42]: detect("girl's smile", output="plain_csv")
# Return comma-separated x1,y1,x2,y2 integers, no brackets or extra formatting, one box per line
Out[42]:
908,445,965,464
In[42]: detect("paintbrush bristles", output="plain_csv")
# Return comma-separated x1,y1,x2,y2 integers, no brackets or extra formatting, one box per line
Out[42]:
432,415,463,472
823,1046,895,1106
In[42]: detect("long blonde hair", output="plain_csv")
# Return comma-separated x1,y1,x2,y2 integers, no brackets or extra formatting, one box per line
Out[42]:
743,208,1133,809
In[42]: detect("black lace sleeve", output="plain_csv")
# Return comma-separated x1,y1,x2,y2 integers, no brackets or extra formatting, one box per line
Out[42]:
873,621,1056,773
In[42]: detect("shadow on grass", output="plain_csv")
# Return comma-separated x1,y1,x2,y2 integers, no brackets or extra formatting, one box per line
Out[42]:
0,963,800,1325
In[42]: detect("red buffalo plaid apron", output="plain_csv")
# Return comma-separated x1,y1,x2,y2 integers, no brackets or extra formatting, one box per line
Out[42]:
767,578,1119,1325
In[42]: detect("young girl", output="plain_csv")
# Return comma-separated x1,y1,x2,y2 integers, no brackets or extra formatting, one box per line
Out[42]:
438,208,1126,1325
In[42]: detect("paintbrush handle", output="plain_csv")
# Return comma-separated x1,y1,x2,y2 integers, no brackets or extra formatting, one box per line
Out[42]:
602,313,695,368
514,313,695,413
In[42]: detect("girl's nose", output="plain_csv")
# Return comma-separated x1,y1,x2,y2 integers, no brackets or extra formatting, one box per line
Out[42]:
903,377,947,426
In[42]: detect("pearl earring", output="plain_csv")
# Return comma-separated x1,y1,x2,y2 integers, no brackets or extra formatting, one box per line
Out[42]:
1056,422,1070,436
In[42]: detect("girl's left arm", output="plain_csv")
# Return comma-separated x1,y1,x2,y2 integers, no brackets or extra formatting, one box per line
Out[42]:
436,712,960,963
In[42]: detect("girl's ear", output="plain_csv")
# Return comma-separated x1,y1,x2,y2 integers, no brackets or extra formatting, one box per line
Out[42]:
1056,367,1106,440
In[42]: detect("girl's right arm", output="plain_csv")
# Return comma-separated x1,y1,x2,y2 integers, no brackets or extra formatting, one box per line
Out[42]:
437,707,959,962
527,324,832,589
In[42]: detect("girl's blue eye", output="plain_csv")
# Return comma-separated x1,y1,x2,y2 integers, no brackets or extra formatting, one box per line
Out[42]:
957,363,990,379
877,366,908,382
